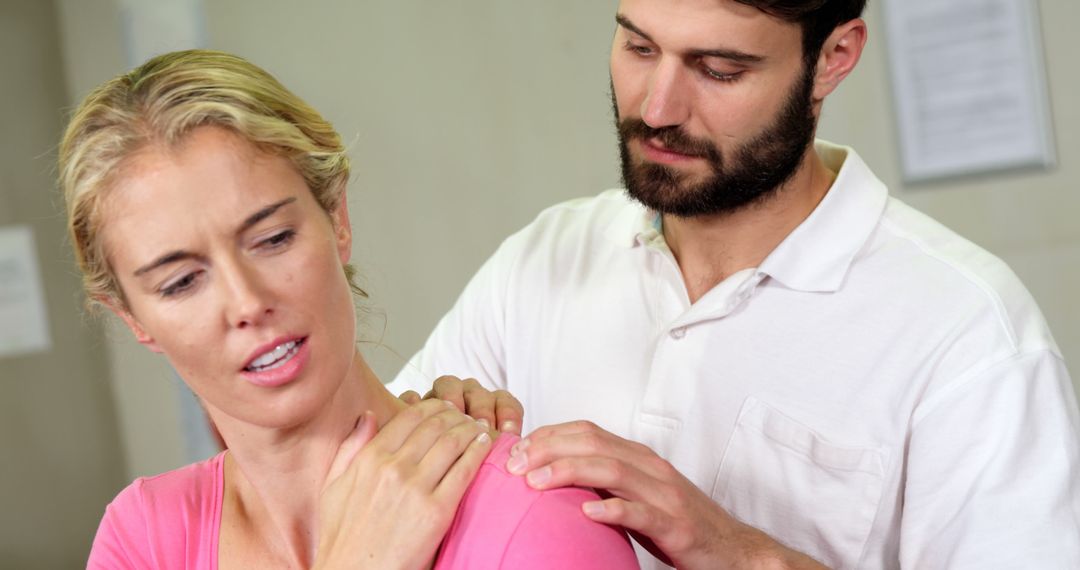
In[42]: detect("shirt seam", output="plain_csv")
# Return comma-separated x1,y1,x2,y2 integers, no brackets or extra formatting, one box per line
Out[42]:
911,348,1064,427
495,491,546,568
878,215,1019,351
133,480,161,570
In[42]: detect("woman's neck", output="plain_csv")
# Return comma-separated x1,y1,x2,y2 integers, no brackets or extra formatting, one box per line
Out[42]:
212,351,405,567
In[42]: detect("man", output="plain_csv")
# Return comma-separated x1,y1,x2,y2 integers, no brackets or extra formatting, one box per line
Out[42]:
392,1,1080,567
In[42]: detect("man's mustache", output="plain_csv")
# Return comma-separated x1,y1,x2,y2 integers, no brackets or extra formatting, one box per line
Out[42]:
618,118,720,162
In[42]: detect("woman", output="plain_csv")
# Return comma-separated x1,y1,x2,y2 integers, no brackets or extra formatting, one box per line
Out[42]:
62,50,639,569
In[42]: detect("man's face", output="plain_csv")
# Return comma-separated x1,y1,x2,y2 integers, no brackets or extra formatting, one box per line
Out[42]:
610,0,818,217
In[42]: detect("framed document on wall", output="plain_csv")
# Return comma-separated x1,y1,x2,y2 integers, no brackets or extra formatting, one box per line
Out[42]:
883,0,1056,183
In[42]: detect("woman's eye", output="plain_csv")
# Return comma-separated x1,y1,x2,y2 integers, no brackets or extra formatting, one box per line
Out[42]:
161,272,198,298
260,229,296,250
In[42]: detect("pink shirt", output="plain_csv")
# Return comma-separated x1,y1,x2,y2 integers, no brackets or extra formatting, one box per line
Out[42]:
88,434,639,569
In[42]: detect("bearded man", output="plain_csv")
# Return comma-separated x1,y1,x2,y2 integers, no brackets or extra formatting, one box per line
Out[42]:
393,1,1080,568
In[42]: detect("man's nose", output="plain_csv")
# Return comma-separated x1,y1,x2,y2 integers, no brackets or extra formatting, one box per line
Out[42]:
641,57,691,129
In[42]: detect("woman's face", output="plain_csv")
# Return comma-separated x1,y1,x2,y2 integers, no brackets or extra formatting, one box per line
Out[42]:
102,126,358,429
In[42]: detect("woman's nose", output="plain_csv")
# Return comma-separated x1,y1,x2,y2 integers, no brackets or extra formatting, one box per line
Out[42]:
221,262,274,329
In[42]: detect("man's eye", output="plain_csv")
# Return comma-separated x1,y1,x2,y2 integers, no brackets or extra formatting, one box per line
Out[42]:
624,40,654,56
702,66,743,83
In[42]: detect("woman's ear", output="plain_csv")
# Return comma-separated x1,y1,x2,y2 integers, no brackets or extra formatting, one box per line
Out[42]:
330,190,353,264
813,18,868,101
100,297,164,353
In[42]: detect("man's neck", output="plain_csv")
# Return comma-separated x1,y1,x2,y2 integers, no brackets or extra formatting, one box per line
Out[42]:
663,149,836,304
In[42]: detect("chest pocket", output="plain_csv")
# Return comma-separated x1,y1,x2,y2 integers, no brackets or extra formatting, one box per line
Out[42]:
711,397,888,569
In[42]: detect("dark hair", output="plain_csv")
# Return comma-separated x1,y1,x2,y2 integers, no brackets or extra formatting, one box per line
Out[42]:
735,0,867,66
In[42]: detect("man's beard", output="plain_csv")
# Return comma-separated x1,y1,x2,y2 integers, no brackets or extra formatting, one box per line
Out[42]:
615,64,817,218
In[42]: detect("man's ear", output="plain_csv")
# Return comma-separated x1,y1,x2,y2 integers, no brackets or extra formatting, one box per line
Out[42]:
330,189,353,264
813,18,868,101
101,297,164,353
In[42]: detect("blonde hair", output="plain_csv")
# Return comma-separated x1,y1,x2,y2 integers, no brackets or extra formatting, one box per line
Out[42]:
58,49,364,309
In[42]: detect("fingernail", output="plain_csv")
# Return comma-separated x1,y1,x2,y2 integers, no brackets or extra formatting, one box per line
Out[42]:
582,501,605,517
509,438,530,456
506,452,529,475
444,400,456,408
526,466,551,487
501,420,518,432
477,432,491,444
477,418,490,430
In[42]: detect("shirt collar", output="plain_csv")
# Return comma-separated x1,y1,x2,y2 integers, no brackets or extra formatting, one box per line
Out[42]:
758,141,888,293
606,140,890,293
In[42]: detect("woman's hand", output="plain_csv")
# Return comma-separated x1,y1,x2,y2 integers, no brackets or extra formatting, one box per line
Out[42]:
313,399,492,570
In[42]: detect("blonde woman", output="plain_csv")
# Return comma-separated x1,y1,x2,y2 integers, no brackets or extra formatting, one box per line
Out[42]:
63,50,638,569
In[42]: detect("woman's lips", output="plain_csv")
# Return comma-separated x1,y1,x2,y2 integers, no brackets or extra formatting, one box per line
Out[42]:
240,337,309,388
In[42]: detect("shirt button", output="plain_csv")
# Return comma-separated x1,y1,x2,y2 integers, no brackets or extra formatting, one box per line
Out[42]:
670,327,687,339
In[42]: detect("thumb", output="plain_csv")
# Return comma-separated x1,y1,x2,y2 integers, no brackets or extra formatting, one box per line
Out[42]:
326,410,378,484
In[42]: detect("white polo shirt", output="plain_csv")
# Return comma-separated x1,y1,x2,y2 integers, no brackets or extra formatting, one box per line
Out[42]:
391,142,1080,569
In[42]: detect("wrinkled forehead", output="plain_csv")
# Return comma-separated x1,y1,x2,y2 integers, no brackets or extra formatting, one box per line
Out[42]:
96,127,302,271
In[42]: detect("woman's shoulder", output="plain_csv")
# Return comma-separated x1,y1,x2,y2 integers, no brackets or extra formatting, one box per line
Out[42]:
435,434,639,569
87,452,225,570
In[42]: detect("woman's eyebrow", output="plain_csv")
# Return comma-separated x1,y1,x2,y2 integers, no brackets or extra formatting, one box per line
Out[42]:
134,250,198,277
239,197,297,233
132,198,298,277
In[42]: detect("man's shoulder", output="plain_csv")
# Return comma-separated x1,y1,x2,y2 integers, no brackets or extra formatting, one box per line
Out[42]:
871,197,1057,354
512,189,643,246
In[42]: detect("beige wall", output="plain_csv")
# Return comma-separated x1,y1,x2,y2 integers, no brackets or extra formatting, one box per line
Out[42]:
53,0,192,481
0,1,126,567
42,0,1079,516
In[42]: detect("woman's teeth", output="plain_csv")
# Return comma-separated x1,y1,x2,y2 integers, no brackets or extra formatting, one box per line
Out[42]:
246,340,302,372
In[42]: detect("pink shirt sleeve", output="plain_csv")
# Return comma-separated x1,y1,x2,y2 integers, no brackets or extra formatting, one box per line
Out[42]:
86,453,224,570
435,434,640,569
499,486,640,568
87,483,154,570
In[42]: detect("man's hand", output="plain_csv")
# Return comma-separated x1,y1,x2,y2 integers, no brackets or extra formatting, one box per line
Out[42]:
506,421,828,570
399,375,524,435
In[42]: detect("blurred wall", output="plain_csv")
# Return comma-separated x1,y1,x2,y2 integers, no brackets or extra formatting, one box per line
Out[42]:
42,0,1079,533
0,1,126,567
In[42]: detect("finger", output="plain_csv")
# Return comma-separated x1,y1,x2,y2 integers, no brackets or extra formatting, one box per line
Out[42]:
325,411,378,484
461,378,496,430
493,390,524,434
522,419,605,443
433,429,494,506
581,497,676,566
431,375,467,412
415,416,489,488
510,426,654,472
516,426,672,481
521,455,657,503
372,398,458,453
399,390,421,405
394,407,476,466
